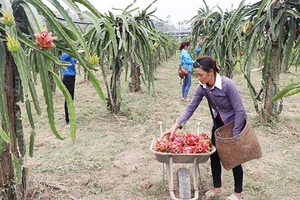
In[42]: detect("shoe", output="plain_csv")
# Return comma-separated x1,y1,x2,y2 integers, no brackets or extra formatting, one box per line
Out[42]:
65,122,70,128
202,189,221,200
226,194,242,200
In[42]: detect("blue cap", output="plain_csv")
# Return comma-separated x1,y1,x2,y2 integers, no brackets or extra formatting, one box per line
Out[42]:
195,48,201,54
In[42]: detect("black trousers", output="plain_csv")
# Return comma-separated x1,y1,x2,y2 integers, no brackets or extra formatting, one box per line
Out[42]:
210,117,243,193
62,76,75,123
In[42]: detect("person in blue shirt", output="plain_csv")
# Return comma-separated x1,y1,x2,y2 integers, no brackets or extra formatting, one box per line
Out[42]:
60,52,77,125
179,42,195,102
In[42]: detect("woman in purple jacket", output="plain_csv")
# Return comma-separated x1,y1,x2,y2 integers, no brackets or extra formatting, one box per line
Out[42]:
164,55,247,200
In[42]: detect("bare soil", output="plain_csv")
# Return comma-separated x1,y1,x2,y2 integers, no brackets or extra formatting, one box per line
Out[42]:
23,55,300,200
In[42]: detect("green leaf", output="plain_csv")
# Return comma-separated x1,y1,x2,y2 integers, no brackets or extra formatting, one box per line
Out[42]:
36,54,63,140
284,88,300,97
25,99,35,129
12,155,22,182
81,11,102,34
60,25,78,41
19,1,43,33
11,50,30,97
52,72,76,141
272,83,300,102
26,99,36,157
86,69,106,102
257,0,269,18
29,129,36,157
28,80,42,115
2,0,14,15
102,18,118,55
0,127,11,143
286,9,300,18
59,0,81,13
73,0,102,18
0,41,12,142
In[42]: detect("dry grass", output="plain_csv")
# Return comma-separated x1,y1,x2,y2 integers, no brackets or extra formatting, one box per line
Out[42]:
23,54,300,200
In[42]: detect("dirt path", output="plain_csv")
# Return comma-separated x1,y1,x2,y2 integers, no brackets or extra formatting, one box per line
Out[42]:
24,56,300,199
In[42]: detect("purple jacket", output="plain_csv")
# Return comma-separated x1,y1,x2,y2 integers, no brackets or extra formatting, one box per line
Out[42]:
176,74,247,136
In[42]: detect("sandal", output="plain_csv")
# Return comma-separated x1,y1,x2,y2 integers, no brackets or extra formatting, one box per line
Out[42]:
202,189,220,200
226,194,242,200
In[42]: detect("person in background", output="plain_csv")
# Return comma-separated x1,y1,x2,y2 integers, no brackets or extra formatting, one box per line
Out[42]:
164,55,247,200
179,41,195,102
60,52,77,125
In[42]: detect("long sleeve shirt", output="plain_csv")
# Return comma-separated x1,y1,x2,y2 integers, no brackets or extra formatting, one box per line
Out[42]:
176,73,247,136
180,49,194,72
61,53,77,76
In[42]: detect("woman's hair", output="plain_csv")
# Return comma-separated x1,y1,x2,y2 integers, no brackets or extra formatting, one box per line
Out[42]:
179,41,190,50
193,55,221,75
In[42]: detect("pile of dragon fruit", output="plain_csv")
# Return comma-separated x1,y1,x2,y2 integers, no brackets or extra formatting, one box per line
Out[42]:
154,132,213,154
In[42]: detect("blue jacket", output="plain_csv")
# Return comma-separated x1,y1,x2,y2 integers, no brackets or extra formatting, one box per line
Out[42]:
180,49,194,72
61,53,77,76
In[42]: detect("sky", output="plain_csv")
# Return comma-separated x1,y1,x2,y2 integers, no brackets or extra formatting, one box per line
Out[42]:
85,0,260,25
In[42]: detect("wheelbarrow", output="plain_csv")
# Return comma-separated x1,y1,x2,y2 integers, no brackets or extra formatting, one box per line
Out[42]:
150,121,216,200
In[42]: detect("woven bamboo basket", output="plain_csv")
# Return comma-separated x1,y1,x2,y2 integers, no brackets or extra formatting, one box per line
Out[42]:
214,120,262,170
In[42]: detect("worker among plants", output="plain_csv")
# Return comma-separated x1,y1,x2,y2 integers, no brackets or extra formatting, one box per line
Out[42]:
164,55,247,200
60,52,77,125
179,41,195,102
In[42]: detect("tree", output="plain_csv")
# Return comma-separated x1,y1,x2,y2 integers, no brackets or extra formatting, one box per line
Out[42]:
191,0,300,123
243,0,300,122
191,0,249,78
83,1,167,113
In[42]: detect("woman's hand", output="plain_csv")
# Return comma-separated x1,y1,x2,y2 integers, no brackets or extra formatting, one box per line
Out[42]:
163,122,181,138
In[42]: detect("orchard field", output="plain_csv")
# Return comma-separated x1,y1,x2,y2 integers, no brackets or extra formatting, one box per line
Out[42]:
23,55,300,200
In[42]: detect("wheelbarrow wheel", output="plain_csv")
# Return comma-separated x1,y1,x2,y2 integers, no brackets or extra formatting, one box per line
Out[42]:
177,168,191,199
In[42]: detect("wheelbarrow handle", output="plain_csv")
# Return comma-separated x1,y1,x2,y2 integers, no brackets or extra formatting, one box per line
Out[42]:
197,122,200,135
159,121,163,137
